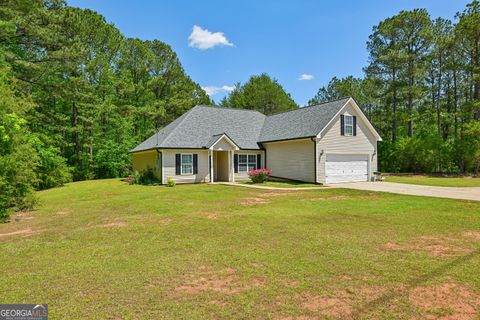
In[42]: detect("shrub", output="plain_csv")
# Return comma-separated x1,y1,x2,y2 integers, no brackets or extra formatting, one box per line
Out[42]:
132,170,142,185
166,177,176,187
247,169,271,183
130,168,159,185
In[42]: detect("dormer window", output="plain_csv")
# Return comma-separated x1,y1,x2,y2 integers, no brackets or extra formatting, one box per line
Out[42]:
344,115,353,136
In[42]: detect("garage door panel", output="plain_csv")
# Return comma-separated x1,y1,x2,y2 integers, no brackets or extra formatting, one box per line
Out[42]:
325,154,368,184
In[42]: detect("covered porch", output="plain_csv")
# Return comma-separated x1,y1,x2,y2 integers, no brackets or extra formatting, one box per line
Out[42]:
207,133,238,183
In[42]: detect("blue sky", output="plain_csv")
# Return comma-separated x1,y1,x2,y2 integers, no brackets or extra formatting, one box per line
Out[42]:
69,0,469,106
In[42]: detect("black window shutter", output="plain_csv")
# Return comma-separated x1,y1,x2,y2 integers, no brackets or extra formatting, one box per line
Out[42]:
234,154,238,173
175,154,181,175
193,154,198,174
256,154,261,169
353,116,357,136
340,114,345,136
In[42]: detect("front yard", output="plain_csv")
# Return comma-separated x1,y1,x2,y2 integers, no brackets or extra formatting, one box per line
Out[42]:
1,180,480,319
384,175,480,187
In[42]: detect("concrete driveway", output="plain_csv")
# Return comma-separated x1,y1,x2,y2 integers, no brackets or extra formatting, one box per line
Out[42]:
329,182,480,201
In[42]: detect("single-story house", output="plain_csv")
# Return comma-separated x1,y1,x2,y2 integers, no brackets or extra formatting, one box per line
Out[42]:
130,97,382,184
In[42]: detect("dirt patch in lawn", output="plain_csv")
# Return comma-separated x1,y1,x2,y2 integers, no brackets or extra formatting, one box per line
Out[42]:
197,212,218,220
240,191,293,206
384,235,473,258
12,211,34,222
262,191,293,196
306,195,350,201
55,208,70,216
174,266,265,295
241,197,270,206
410,283,480,319
159,218,172,225
463,231,480,240
98,221,128,228
300,287,386,319
0,228,40,238
209,299,228,306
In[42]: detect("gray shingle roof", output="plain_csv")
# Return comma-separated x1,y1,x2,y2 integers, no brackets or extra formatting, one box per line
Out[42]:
131,98,351,152
258,97,350,142
131,106,266,152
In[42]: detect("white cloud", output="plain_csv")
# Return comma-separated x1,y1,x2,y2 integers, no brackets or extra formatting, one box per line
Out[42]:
299,74,314,81
202,85,235,96
188,25,234,50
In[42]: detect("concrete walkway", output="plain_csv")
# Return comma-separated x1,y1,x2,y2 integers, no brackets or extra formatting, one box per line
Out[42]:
330,182,480,201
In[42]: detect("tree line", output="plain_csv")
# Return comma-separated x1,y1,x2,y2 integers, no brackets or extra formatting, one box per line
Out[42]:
309,1,480,174
0,0,211,219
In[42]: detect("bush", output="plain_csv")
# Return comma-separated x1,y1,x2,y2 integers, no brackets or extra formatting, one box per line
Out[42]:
130,168,159,185
166,177,176,187
247,169,272,183
132,170,141,185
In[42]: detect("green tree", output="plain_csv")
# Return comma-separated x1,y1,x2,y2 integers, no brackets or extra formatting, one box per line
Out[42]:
456,0,480,107
0,62,38,221
221,73,298,115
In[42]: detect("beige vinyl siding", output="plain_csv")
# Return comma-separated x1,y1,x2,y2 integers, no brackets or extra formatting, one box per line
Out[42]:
316,103,377,184
234,150,265,181
131,150,161,179
162,149,210,184
264,139,315,183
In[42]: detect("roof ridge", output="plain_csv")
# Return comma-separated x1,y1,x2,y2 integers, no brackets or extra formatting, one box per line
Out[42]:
196,105,266,115
266,96,351,117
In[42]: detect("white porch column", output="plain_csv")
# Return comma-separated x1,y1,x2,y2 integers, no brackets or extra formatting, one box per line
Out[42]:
231,150,235,183
209,150,214,183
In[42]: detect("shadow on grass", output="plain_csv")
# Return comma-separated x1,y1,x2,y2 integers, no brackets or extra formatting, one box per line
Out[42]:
352,248,480,318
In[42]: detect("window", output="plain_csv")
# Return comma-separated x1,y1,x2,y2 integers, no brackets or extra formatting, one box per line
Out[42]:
238,154,257,172
181,153,193,175
344,115,353,136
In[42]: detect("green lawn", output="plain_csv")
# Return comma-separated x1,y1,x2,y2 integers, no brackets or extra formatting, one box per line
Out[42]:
240,180,319,188
385,175,480,187
1,180,480,319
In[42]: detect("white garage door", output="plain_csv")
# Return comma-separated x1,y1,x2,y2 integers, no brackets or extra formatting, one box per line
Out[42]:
325,154,368,184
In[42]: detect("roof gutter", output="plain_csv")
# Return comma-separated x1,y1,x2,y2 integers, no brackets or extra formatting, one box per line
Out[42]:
258,135,316,144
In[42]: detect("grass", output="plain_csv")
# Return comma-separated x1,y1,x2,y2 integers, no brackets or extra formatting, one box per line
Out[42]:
1,179,480,319
240,180,319,188
385,175,480,187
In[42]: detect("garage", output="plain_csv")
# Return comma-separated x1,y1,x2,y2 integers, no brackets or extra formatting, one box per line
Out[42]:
325,154,369,184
